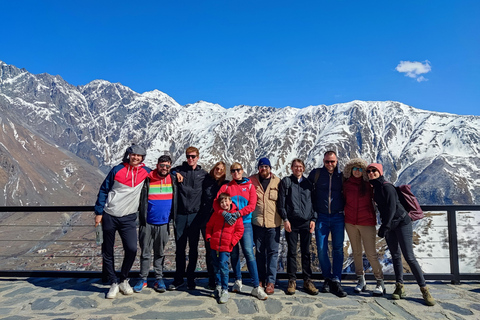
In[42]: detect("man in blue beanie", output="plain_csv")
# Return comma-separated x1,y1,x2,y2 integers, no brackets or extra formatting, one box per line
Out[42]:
249,157,282,295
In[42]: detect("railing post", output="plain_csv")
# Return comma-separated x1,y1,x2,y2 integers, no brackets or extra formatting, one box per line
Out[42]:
447,208,460,284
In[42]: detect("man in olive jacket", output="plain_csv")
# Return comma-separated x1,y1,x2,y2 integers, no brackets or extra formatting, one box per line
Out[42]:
249,157,282,295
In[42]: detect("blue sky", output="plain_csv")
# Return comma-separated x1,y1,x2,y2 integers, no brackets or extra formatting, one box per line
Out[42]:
1,1,479,115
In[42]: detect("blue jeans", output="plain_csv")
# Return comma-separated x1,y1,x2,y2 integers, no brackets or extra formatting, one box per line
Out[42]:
385,221,426,287
315,213,345,282
230,222,260,287
211,250,230,290
253,224,280,284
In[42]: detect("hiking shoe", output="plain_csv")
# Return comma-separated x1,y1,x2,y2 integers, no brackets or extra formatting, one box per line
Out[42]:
154,279,166,293
133,279,147,293
321,278,331,293
420,286,436,306
118,279,133,295
373,279,386,296
392,282,406,300
265,283,275,295
330,280,347,297
354,275,366,293
251,286,268,300
219,289,229,304
286,279,296,295
106,283,119,299
303,279,319,295
168,280,185,291
232,279,242,293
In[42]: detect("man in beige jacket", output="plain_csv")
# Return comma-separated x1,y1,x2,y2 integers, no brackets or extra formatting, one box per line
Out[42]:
250,157,282,295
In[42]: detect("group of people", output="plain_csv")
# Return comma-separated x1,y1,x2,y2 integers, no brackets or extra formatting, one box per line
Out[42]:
93,144,436,306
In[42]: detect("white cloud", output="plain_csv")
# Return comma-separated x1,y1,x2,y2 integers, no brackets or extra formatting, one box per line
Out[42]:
396,60,431,82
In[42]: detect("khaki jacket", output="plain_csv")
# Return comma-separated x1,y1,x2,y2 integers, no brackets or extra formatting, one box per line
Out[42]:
249,173,282,228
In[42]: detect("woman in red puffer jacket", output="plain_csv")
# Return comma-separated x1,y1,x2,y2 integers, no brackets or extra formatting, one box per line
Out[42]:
343,158,384,296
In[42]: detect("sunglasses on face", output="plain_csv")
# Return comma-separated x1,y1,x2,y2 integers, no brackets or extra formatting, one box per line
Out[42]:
324,160,336,164
352,167,363,172
231,168,242,173
158,164,171,169
366,168,378,174
186,155,197,159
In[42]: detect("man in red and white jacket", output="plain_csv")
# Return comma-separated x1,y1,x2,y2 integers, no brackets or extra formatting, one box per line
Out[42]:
94,144,151,299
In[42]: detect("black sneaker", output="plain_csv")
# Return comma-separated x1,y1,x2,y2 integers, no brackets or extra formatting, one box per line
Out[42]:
330,280,347,297
187,279,196,290
168,280,185,291
321,278,331,293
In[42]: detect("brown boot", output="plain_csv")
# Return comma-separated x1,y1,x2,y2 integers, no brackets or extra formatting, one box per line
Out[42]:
303,279,319,295
286,279,296,295
420,286,436,306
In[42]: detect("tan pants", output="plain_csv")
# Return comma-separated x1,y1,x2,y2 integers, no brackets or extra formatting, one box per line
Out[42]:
345,223,384,279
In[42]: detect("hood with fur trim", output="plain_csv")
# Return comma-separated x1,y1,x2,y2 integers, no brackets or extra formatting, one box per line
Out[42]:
343,158,368,181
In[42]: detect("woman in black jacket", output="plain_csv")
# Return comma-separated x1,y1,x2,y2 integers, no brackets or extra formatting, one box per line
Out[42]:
199,161,229,289
367,163,435,306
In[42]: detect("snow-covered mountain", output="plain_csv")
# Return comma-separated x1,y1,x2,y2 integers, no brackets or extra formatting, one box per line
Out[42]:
1,60,480,205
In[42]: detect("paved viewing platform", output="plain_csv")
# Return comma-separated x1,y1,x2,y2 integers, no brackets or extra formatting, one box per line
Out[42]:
0,277,479,320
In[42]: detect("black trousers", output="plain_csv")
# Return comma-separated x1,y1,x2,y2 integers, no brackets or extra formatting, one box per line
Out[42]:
174,213,201,283
285,221,313,281
102,212,137,284
200,226,215,286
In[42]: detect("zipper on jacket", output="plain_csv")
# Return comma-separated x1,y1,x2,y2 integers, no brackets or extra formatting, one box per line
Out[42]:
328,173,332,214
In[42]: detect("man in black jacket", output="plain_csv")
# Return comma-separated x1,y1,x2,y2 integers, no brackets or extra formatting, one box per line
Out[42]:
278,159,318,296
169,146,208,290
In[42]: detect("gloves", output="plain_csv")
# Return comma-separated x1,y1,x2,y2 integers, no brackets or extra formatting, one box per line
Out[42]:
222,211,237,225
232,211,241,219
378,226,389,238
222,211,233,221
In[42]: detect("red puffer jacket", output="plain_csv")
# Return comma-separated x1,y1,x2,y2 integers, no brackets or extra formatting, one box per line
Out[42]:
343,176,376,226
206,203,244,252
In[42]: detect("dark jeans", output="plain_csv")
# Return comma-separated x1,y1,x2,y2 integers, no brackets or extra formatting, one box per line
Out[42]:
102,212,137,284
230,222,260,287
253,224,280,284
201,226,215,286
211,250,230,290
315,212,345,281
385,221,426,287
285,221,313,281
174,213,201,284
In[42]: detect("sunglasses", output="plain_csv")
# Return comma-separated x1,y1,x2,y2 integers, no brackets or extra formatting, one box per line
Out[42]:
158,164,171,169
352,167,363,172
230,168,242,173
324,160,336,164
186,155,197,159
366,168,378,174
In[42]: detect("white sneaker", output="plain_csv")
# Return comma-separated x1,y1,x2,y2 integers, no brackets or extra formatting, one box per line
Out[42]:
232,279,242,293
118,279,134,295
219,289,229,304
251,286,268,300
213,285,222,299
106,283,119,299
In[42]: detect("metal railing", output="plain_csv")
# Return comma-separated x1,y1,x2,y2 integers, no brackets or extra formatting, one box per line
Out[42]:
0,205,478,284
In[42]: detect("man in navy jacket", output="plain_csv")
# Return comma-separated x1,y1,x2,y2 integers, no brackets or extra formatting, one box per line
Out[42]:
308,150,347,297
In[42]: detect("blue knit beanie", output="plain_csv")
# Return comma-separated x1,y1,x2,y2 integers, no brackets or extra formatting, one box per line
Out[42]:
258,157,271,168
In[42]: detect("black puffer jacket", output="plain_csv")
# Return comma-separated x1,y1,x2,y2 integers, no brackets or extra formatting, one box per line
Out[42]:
370,175,410,236
278,175,316,225
198,175,230,228
172,162,208,214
